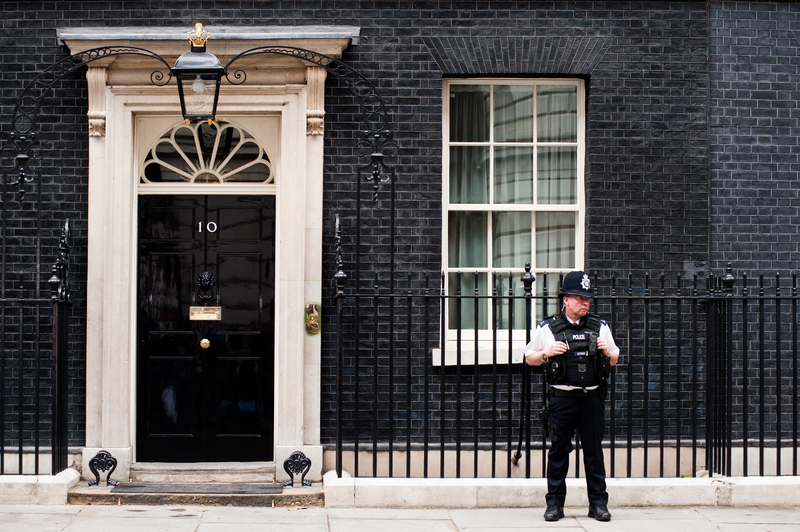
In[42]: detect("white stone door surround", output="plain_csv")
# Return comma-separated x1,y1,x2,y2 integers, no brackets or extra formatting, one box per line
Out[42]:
57,26,360,482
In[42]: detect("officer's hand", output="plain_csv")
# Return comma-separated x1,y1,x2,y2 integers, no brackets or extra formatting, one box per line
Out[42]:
597,337,608,354
546,341,567,358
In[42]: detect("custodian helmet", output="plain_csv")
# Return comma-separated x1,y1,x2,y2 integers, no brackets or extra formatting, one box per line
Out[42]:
559,270,594,298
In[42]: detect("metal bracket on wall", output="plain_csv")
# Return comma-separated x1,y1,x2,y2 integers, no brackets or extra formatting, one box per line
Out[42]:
283,451,312,487
88,450,118,487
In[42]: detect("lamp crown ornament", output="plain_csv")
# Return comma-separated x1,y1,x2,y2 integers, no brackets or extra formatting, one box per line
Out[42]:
188,23,211,48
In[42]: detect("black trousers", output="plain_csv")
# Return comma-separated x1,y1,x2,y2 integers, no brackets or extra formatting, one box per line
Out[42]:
545,393,609,507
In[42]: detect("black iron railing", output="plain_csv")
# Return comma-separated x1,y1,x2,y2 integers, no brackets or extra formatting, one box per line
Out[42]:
332,264,800,479
706,272,800,477
0,220,71,475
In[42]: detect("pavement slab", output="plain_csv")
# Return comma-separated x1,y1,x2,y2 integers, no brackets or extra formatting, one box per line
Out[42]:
59,504,203,532
0,506,81,532
328,508,453,520
693,506,800,524
197,523,329,532
63,515,200,532
448,508,546,528
574,516,720,532
715,526,800,532
201,506,329,524
326,508,463,532
328,518,458,532
69,505,205,519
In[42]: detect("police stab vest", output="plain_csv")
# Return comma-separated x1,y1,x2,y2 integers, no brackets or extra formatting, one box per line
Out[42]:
542,313,603,388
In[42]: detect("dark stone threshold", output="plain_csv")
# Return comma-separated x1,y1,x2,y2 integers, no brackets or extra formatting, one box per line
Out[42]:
68,483,323,507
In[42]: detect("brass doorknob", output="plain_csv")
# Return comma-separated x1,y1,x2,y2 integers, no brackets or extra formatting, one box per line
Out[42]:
200,338,210,349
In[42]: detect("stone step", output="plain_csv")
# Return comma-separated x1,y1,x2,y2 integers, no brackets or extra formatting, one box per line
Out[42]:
68,482,324,507
129,462,277,483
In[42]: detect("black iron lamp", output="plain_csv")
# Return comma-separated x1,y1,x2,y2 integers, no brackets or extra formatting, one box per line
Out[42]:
171,23,225,124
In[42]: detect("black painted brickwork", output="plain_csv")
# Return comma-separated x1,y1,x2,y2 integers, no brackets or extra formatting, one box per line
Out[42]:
709,1,800,274
1,4,89,447
0,2,796,450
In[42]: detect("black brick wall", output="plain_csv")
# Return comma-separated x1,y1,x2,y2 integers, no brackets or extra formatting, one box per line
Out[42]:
2,0,89,446
0,1,796,451
709,1,800,274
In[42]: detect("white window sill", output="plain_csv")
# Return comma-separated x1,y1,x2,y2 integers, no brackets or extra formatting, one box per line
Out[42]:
431,341,527,367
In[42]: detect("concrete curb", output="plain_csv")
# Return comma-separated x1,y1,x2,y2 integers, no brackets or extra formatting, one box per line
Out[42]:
322,471,800,508
0,468,81,505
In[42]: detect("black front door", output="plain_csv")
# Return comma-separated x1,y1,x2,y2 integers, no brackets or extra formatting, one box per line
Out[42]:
136,195,275,462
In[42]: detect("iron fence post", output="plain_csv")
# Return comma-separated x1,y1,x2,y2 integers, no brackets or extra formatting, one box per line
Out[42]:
522,264,535,478
48,220,71,475
334,215,347,478
723,265,735,477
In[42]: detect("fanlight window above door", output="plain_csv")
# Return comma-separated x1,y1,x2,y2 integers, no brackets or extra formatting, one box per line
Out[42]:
140,121,274,184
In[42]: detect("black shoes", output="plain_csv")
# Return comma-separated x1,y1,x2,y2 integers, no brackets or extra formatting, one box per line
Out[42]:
544,505,564,521
588,505,612,521
543,505,611,522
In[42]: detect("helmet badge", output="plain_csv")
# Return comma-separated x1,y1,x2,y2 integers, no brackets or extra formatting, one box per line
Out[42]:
580,274,591,291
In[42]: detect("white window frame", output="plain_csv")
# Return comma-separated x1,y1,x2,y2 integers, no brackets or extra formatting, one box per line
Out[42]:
437,78,586,365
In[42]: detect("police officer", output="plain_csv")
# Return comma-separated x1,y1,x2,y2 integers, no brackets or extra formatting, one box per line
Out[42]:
524,271,620,522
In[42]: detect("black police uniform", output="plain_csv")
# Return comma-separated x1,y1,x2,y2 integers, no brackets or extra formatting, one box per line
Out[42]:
526,270,616,519
542,312,609,509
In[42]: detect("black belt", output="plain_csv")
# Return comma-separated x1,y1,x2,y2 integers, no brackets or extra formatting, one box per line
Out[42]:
550,387,600,398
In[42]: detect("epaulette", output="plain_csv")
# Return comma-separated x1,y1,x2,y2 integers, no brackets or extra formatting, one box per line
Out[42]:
538,314,558,328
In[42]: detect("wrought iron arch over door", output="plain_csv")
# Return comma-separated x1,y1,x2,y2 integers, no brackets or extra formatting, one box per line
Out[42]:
4,44,395,199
